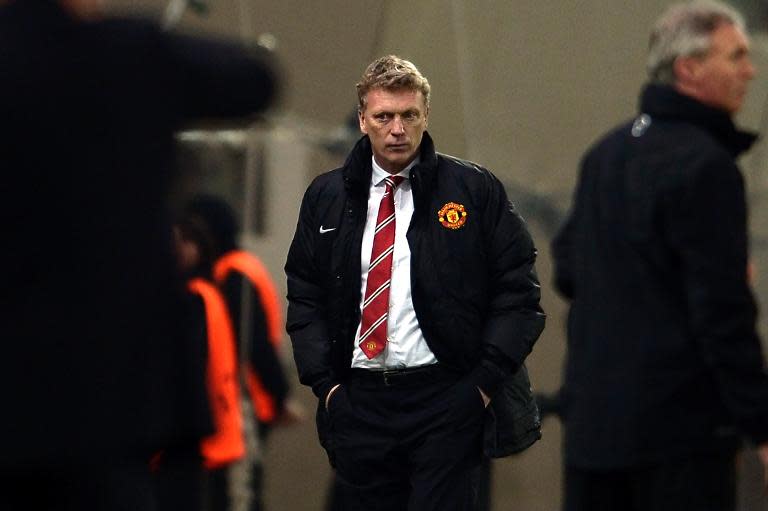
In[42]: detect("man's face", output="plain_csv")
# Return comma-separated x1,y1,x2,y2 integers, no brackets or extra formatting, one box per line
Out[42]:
359,88,428,174
682,23,755,114
172,228,200,273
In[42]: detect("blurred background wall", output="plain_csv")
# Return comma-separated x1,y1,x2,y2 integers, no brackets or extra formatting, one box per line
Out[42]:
109,1,768,509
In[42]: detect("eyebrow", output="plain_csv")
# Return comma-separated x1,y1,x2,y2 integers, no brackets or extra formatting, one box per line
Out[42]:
374,108,421,116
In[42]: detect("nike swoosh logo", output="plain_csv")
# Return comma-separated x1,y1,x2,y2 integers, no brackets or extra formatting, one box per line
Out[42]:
319,226,337,234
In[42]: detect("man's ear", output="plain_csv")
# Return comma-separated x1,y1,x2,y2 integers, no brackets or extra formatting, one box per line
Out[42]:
358,110,367,134
673,56,700,86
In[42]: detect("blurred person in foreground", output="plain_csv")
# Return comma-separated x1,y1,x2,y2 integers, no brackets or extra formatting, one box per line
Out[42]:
285,55,545,511
0,0,277,509
552,1,768,510
184,194,304,511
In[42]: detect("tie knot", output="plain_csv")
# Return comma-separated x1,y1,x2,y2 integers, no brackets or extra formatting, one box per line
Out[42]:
383,176,405,189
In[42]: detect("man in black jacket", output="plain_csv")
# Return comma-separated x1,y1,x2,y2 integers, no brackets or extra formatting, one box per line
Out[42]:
285,55,545,511
0,0,277,509
552,1,768,510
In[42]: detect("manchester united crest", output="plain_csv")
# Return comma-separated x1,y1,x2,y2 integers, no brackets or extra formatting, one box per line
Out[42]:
438,202,467,230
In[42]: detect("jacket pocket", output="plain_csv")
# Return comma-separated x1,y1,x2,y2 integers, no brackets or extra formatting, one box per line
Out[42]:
483,364,542,458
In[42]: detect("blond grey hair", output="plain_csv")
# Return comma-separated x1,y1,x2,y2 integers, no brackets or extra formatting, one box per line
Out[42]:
647,0,746,84
356,55,431,112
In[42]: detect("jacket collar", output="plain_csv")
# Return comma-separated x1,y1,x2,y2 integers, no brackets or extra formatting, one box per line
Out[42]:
640,83,757,157
343,131,439,198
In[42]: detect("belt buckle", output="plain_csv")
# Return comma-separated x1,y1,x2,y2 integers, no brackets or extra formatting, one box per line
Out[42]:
382,369,398,386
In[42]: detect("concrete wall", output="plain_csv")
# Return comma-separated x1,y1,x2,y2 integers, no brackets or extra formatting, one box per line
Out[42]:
109,2,768,509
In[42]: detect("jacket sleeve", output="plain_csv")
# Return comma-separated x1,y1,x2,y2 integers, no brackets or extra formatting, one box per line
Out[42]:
551,213,575,300
181,292,215,440
666,153,768,445
478,173,546,376
284,182,335,399
222,274,290,411
163,31,279,121
552,153,592,300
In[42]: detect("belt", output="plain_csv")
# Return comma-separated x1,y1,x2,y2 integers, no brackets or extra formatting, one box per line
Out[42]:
347,364,455,387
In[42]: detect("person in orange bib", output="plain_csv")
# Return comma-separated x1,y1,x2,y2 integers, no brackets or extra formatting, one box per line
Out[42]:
174,214,246,511
184,194,303,511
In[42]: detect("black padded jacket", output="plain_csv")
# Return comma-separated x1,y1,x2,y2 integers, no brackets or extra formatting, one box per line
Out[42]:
285,132,545,406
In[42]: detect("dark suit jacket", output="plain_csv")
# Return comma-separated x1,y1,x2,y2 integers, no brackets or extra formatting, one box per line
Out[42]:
553,84,768,469
0,0,277,467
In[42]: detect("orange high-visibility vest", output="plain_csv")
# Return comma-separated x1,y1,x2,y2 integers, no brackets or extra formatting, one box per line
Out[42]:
213,250,283,423
188,277,245,469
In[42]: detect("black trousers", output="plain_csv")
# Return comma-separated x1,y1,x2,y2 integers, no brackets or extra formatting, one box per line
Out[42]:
153,446,204,511
564,452,737,511
324,366,485,511
325,458,492,511
204,465,231,511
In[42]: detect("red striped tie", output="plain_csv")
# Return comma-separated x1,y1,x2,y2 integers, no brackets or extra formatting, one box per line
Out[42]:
359,175,405,359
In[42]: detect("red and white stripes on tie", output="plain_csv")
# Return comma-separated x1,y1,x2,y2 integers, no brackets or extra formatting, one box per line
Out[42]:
359,175,405,359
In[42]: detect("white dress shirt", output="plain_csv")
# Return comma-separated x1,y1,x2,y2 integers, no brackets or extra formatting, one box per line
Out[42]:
351,156,438,370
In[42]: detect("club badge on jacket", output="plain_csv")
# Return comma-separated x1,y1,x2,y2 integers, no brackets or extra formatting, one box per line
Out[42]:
438,202,467,230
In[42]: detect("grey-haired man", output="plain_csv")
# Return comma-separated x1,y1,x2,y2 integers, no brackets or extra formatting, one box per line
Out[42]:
553,1,768,510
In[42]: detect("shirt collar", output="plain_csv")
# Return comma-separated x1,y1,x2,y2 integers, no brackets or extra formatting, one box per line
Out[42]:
371,156,418,186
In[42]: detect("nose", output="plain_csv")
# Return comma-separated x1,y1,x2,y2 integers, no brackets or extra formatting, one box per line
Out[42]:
744,57,756,80
391,115,405,135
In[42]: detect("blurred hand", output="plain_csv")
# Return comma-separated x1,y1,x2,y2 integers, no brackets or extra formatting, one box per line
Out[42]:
276,397,307,426
747,260,756,284
756,442,768,492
